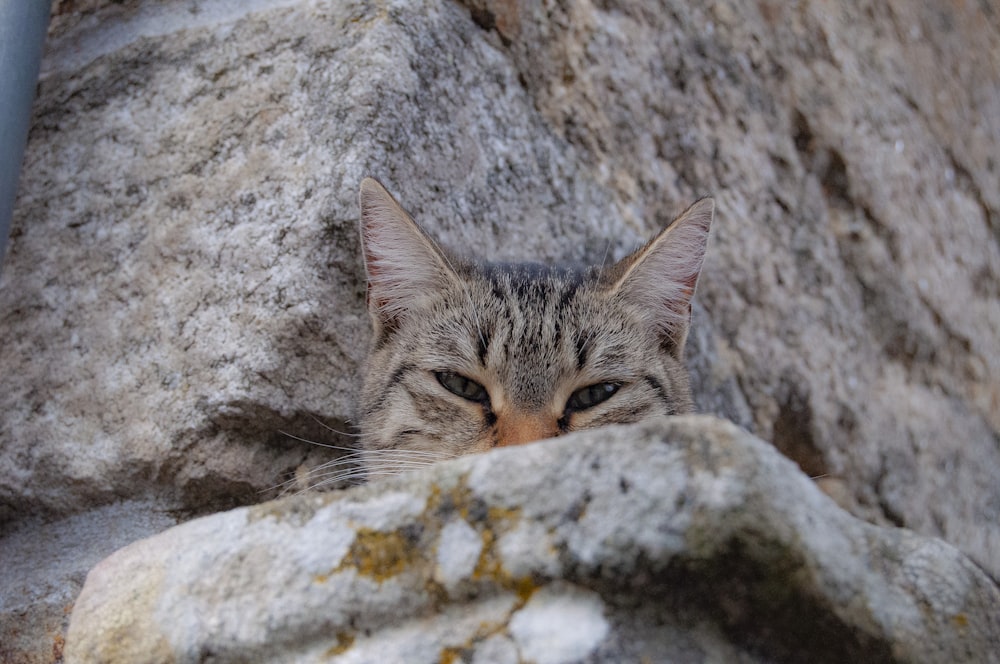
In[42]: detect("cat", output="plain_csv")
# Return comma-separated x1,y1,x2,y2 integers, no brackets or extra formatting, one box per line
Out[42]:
356,177,712,474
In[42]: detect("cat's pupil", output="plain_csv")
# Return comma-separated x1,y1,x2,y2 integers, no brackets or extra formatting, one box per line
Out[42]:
566,382,620,412
435,371,490,404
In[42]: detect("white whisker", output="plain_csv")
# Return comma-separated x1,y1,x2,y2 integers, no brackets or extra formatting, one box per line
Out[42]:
308,415,365,438
310,461,434,478
312,458,439,477
363,448,452,457
277,430,361,451
598,239,612,272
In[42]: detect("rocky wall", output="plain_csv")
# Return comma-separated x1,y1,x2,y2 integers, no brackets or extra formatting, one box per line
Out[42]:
1,0,998,661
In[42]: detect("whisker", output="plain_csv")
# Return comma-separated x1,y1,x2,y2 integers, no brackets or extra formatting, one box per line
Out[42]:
266,422,459,496
309,458,438,477
307,470,369,487
304,463,435,492
277,430,362,451
271,451,451,494
308,469,434,493
305,455,444,488
308,414,365,438
598,239,612,272
308,461,435,480
263,472,323,494
262,478,298,494
361,448,453,457
307,454,442,474
278,431,451,460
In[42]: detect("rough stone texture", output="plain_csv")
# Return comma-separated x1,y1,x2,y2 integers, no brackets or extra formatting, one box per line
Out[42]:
64,417,1000,664
0,501,175,664
1,0,999,661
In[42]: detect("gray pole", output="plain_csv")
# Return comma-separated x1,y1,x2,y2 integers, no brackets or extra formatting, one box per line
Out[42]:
0,1,51,274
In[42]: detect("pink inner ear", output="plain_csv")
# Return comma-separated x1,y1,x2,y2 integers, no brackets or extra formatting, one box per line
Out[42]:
616,199,712,344
359,185,454,325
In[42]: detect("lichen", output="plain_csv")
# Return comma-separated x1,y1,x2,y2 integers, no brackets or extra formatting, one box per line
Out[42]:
438,647,463,664
324,631,355,657
340,528,421,581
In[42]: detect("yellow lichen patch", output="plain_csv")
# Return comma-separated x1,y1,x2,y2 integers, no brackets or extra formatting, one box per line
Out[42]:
324,631,355,657
422,475,537,606
952,612,969,631
472,527,501,581
427,483,444,511
423,477,522,534
341,528,421,581
447,480,476,521
486,505,521,524
471,526,539,606
511,574,538,604
438,647,462,664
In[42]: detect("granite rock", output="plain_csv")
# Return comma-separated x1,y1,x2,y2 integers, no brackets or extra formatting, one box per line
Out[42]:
65,417,1000,664
0,501,175,664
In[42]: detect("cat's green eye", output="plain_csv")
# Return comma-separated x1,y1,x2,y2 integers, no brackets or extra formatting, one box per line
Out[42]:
435,371,489,404
566,382,620,412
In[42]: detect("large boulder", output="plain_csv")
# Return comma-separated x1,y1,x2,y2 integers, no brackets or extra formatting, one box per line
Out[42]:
65,417,1000,663
1,0,998,660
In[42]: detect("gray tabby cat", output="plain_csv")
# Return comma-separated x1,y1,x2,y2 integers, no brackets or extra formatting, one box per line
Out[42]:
357,177,712,469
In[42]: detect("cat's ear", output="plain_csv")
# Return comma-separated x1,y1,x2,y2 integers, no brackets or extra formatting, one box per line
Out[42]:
358,178,459,332
607,198,713,357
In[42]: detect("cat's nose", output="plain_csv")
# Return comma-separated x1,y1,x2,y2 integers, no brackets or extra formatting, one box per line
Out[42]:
496,412,559,447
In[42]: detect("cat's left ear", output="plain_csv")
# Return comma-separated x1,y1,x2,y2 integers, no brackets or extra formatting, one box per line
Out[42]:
358,178,460,334
607,198,713,357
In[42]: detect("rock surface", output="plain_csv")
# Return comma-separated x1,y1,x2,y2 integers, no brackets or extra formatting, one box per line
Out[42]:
0,501,175,663
1,0,999,661
65,417,1000,664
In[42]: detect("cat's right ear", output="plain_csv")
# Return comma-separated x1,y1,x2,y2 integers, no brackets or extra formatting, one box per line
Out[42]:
358,178,458,333
605,198,713,357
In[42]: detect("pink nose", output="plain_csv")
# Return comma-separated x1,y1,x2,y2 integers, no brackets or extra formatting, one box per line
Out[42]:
496,413,559,447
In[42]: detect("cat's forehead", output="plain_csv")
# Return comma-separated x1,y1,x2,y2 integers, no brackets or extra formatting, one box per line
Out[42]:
475,260,586,280
456,261,600,313
466,260,596,292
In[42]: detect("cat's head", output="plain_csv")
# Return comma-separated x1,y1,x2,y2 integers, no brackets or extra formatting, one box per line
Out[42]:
357,178,712,465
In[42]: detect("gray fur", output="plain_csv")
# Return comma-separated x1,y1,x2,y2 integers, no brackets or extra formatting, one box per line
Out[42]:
357,178,712,469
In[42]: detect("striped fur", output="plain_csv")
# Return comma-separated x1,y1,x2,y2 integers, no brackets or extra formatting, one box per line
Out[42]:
358,178,712,467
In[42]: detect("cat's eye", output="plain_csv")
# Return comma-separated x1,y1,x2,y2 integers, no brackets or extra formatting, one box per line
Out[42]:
435,371,489,404
566,382,620,412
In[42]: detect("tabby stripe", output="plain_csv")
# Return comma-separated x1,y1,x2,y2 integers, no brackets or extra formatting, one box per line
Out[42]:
363,363,415,417
589,402,653,427
575,334,589,370
642,374,675,414
389,363,415,387
476,328,493,368
555,281,578,315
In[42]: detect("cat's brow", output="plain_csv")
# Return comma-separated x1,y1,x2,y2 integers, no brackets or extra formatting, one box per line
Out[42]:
428,238,488,355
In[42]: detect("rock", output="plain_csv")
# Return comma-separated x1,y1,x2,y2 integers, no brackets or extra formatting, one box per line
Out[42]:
0,501,176,664
2,0,999,660
64,417,1000,664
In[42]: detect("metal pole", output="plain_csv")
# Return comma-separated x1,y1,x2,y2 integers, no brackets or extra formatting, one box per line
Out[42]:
0,0,51,275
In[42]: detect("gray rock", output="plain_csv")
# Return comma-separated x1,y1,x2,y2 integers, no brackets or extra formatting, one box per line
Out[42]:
2,0,999,660
0,501,176,663
64,417,1000,664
